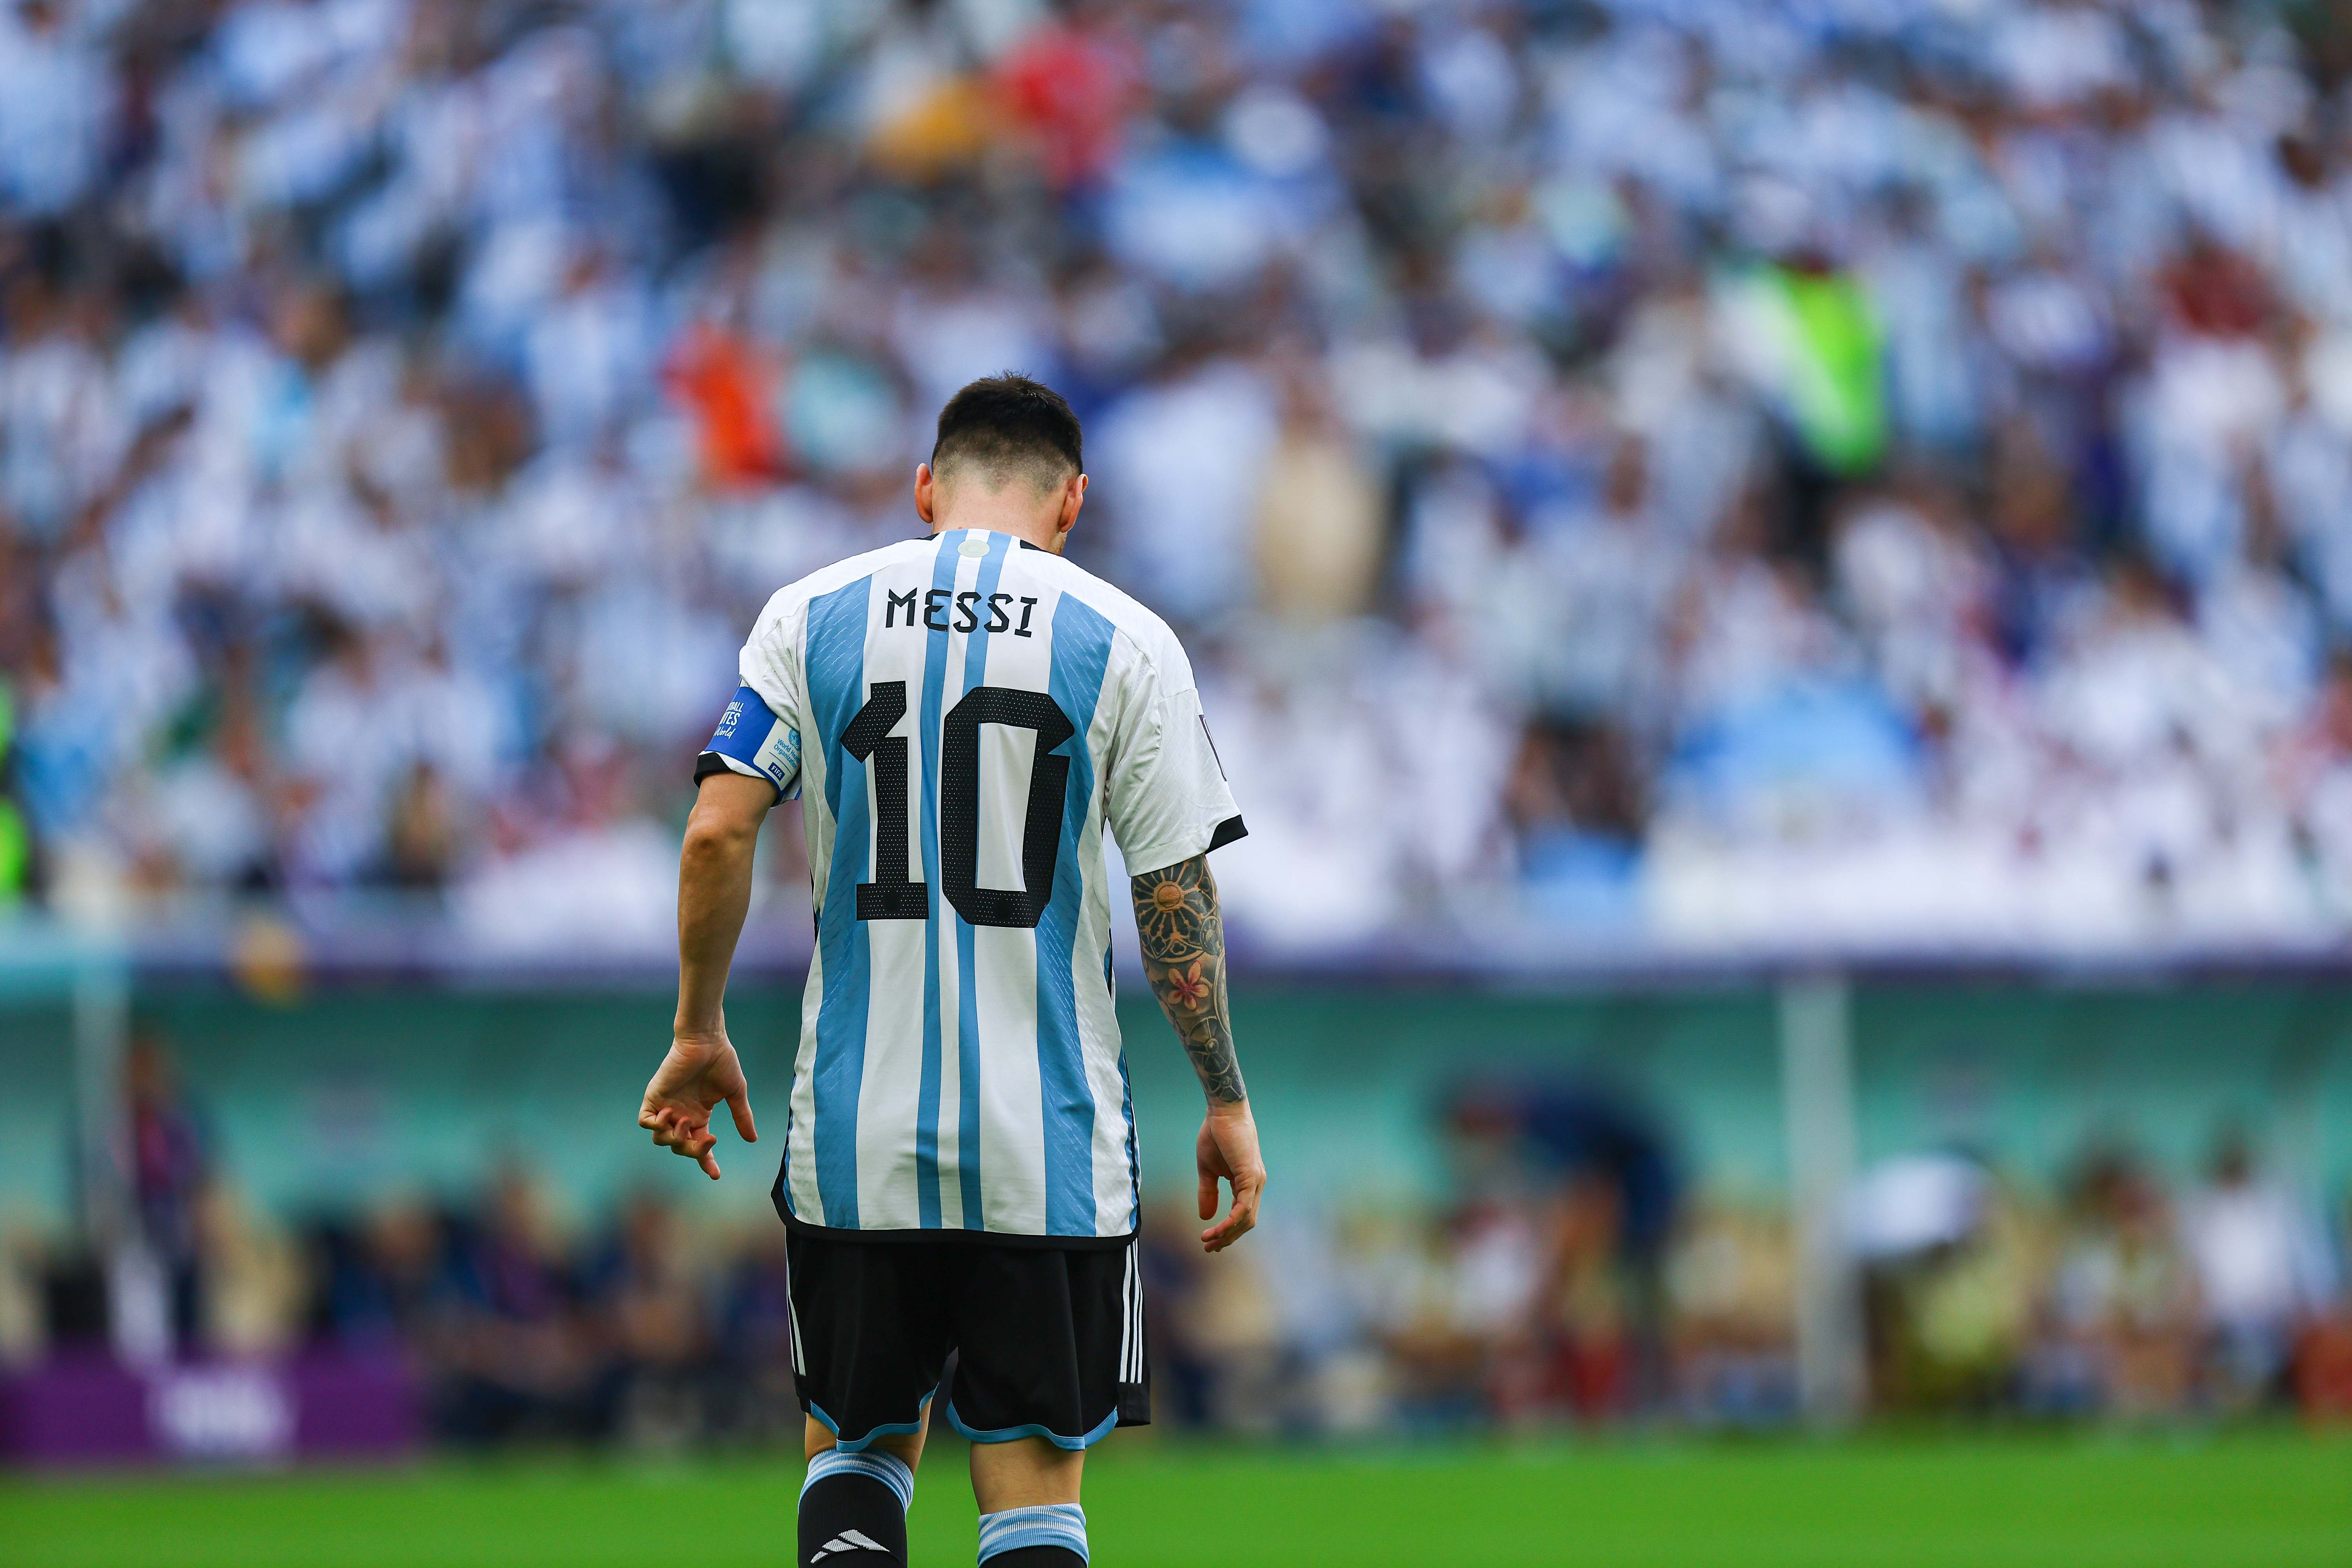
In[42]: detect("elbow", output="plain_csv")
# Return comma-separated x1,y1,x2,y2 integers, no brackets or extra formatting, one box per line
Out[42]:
681,813,759,867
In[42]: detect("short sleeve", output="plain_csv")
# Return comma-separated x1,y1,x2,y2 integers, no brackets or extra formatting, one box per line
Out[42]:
695,684,801,801
694,593,808,802
1102,650,1244,876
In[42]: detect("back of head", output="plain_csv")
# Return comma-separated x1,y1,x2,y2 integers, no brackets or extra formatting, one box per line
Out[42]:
930,374,1082,497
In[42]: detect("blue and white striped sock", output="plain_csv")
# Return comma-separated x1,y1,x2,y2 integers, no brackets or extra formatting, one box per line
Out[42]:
976,1503,1087,1564
803,1447,916,1514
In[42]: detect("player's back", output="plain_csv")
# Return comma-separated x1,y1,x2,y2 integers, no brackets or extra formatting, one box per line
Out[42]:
708,528,1240,1246
662,378,1260,1545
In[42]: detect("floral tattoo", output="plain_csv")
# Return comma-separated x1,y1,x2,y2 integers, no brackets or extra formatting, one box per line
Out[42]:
1131,855,1246,1104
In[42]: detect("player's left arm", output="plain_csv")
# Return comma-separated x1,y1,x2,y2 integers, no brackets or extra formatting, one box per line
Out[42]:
638,770,770,1178
1131,853,1265,1252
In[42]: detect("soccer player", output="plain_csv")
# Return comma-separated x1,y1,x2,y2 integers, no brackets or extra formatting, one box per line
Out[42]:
637,375,1265,1568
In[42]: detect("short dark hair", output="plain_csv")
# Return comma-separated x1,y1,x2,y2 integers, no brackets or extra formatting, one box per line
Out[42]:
929,374,1082,494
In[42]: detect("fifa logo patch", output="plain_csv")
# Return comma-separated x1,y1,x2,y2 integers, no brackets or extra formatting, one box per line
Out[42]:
758,725,802,788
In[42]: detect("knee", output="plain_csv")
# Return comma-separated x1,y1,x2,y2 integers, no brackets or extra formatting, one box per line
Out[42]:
969,1434,1084,1513
872,1430,926,1471
806,1417,925,1470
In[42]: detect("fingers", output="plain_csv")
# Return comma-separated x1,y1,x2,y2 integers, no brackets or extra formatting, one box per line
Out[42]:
1200,1170,1265,1253
668,1120,718,1175
642,1043,752,1166
1197,1169,1218,1223
644,1106,702,1152
1231,1172,1264,1233
642,1090,691,1143
662,1117,721,1177
641,1099,728,1178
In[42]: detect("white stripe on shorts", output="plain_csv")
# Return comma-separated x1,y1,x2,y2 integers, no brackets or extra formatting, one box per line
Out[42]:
1119,1240,1144,1385
786,1252,806,1377
1123,1243,1137,1384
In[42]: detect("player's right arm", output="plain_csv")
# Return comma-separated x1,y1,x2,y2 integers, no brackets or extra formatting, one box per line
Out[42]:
643,599,809,1178
639,769,768,1178
1131,854,1264,1252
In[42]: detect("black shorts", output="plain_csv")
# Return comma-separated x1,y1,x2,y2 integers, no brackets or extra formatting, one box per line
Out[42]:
786,1231,1150,1452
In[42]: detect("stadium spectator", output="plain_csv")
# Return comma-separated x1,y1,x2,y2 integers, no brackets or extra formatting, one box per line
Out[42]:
1665,1201,1797,1427
16,1137,2337,1445
12,1,2352,1457
2295,1187,2352,1418
2180,1129,2337,1408
436,1169,599,1445
125,1034,209,1351
0,1222,42,1367
709,1223,804,1443
188,1176,304,1358
578,1190,714,1449
5,1,2352,956
309,1195,451,1351
2036,1147,2199,1418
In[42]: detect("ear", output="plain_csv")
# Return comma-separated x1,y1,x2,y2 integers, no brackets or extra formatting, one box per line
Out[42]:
914,463,937,527
1055,472,1088,541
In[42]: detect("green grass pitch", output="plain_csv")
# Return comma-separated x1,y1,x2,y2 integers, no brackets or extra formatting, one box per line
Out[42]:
4,1433,2347,1567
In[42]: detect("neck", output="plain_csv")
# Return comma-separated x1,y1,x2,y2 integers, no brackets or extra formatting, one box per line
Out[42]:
930,509,1060,552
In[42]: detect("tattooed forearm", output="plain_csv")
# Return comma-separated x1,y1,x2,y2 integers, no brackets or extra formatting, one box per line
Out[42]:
1131,855,1246,1104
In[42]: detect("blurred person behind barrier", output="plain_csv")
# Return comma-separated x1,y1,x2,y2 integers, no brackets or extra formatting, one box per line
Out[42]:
0,1223,43,1366
2181,1129,2335,1410
312,1195,450,1351
2294,1189,2352,1420
1665,1203,1797,1426
1527,1173,1634,1423
191,1177,303,1359
582,1189,713,1450
126,1032,209,1352
437,1168,595,1445
713,1225,802,1443
2040,1147,2198,1418
1450,1080,1679,1417
1855,1154,2042,1412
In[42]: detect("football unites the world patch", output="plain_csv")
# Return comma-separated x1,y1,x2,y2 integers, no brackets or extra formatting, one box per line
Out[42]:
704,684,802,798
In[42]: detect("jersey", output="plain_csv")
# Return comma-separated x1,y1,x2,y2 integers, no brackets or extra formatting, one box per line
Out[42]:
697,528,1244,1246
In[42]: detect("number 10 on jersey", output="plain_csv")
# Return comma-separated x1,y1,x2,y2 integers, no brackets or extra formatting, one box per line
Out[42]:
840,681,1078,931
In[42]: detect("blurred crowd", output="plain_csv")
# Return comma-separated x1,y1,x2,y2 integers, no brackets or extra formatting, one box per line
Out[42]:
16,0,2352,953
5,1050,2349,1439
1156,1093,2352,1432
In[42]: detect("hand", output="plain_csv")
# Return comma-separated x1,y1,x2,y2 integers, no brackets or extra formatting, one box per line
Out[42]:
639,1030,757,1180
1195,1101,1265,1253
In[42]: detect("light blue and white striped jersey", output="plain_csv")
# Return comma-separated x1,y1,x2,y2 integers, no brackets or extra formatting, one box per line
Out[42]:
698,529,1243,1245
